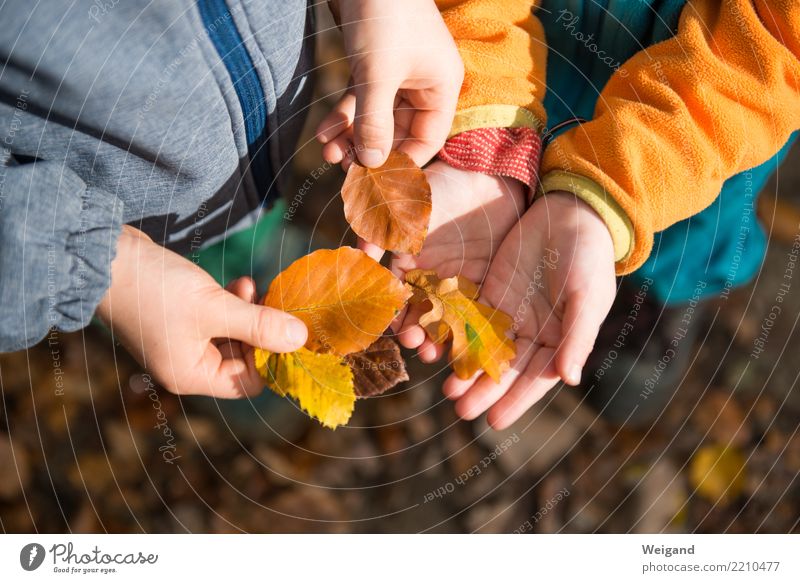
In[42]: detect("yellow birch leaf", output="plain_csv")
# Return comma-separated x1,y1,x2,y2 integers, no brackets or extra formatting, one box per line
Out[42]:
264,247,411,355
405,269,516,382
254,347,355,429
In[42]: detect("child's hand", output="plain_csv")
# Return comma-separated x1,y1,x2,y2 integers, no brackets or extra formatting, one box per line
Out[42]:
316,0,463,168
390,161,526,361
95,226,307,398
442,192,617,429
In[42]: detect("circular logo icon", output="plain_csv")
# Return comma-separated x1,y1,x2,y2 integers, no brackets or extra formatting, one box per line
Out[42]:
20,543,46,571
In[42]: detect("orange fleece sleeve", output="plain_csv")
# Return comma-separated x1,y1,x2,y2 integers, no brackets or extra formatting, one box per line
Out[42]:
436,0,548,136
539,0,800,273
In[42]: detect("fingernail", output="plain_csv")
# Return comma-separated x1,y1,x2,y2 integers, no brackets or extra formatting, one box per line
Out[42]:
286,319,307,347
358,148,384,167
567,364,582,385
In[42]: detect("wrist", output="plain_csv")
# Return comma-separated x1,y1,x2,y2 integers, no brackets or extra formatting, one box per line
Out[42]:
537,190,614,243
96,225,150,325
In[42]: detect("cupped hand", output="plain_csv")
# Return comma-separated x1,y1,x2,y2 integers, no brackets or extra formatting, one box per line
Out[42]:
316,0,463,168
389,161,526,362
441,192,617,429
95,226,308,397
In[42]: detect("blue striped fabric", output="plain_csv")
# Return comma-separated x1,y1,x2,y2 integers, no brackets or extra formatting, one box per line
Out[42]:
196,0,271,198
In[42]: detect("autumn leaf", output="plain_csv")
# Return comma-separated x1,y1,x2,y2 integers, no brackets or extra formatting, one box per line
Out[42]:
255,347,355,429
341,150,432,254
345,336,409,398
264,247,410,355
406,270,515,382
689,444,746,505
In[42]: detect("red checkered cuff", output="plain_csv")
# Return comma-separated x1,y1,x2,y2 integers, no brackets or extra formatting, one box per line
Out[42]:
438,127,542,189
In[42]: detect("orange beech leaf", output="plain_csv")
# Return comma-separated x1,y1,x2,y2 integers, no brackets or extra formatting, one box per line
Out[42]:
341,150,432,254
263,247,411,355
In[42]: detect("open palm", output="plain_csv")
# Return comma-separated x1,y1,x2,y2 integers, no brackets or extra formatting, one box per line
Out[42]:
441,192,617,429
389,161,526,361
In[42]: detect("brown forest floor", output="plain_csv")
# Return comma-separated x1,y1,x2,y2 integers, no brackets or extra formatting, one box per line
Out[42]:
1,13,799,533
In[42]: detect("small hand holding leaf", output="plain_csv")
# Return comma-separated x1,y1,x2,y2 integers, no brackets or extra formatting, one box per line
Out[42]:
258,156,527,429
263,246,410,355
254,247,409,428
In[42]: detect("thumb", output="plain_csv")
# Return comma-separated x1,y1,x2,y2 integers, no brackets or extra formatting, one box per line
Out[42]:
210,289,308,353
353,79,397,167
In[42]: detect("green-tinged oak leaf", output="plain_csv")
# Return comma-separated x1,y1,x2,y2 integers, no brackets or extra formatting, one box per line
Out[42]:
341,150,432,254
345,336,409,398
254,347,355,429
405,269,516,382
263,247,411,355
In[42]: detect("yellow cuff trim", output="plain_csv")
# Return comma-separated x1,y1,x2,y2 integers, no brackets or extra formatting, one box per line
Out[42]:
449,105,543,138
539,171,633,263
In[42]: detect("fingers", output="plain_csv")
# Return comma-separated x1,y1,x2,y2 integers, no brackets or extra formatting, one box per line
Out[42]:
555,289,609,386
318,93,358,168
224,275,257,302
353,79,398,167
487,348,561,430
356,237,385,262
442,370,481,400
155,344,264,399
316,92,356,144
189,278,265,398
206,288,308,353
397,303,428,348
449,338,535,421
194,344,265,399
443,340,560,430
417,338,446,363
397,106,457,168
322,134,354,166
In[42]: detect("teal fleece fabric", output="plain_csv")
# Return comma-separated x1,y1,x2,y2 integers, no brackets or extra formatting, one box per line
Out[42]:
539,0,798,304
